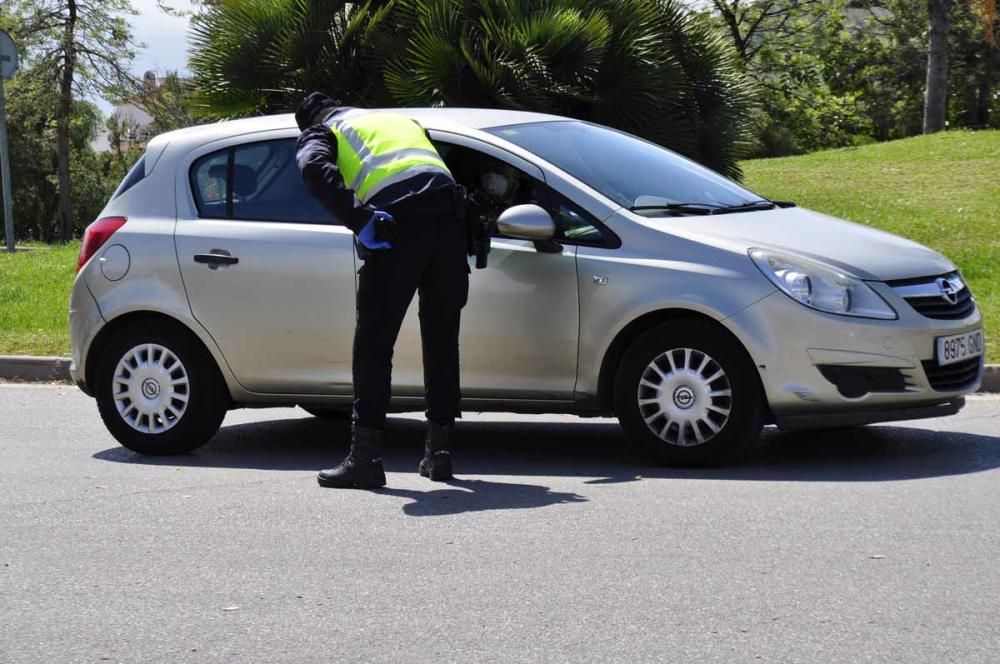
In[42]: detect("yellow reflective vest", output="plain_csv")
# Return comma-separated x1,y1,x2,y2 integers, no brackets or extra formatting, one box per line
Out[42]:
329,111,453,204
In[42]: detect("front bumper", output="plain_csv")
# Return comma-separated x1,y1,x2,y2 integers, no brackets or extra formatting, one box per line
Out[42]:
776,397,965,430
725,286,983,427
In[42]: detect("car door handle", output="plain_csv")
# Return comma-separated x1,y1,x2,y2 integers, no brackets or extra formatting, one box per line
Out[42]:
194,252,239,268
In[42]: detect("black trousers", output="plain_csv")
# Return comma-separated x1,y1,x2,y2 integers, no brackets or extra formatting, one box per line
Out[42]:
352,189,470,430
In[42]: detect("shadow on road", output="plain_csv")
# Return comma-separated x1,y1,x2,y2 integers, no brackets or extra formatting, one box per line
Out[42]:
93,413,1000,482
376,478,588,516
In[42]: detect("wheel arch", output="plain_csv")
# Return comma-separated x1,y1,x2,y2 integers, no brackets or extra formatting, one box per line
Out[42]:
596,308,773,423
85,310,233,405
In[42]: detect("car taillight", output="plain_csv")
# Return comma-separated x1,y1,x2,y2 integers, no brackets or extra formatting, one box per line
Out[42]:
77,217,127,272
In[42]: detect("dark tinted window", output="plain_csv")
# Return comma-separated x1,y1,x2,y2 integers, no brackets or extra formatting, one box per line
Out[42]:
436,141,610,245
112,156,146,200
190,139,338,224
436,142,545,237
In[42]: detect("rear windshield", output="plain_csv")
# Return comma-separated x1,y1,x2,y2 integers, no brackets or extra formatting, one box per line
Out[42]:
111,155,146,200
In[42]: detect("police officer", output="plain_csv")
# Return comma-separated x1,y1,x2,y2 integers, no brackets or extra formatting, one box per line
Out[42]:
295,92,468,489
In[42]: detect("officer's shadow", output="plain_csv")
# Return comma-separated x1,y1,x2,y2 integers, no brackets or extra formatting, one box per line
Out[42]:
375,478,587,516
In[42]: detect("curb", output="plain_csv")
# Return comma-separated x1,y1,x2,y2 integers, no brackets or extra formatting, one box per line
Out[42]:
0,356,72,383
982,365,1000,393
1,355,998,393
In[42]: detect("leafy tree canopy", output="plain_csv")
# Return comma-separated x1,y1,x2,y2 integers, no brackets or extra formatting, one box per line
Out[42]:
700,0,999,156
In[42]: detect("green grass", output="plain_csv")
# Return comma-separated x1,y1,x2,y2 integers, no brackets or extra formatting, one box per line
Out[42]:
0,242,80,356
742,129,1000,362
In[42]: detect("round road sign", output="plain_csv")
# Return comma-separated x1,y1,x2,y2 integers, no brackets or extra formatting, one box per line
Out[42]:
0,31,19,80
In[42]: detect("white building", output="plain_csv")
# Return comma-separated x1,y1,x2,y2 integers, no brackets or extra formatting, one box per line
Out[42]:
92,71,186,152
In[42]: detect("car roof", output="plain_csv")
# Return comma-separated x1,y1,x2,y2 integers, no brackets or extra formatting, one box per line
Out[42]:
148,108,565,150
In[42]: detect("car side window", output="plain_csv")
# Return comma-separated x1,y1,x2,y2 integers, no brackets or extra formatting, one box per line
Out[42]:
548,189,605,245
435,142,545,235
190,138,341,225
191,151,229,218
112,155,147,200
434,140,609,245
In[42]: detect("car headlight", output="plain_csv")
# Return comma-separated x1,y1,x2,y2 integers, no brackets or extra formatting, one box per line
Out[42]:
749,249,897,320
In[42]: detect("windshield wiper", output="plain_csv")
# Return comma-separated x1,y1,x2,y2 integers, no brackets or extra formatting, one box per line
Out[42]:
627,203,716,216
712,200,778,214
629,199,791,216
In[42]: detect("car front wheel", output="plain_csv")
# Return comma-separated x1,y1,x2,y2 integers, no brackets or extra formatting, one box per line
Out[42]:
615,320,765,466
95,322,228,455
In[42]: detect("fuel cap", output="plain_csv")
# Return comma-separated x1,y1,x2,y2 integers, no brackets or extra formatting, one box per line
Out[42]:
99,244,130,281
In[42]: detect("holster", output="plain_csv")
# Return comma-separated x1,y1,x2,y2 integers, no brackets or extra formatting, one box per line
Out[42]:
459,187,492,270
470,219,492,270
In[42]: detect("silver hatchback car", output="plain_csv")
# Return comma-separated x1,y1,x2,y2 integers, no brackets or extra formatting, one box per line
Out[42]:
69,109,985,465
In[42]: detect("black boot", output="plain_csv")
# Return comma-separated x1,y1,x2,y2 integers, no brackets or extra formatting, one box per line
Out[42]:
418,421,453,481
317,425,387,489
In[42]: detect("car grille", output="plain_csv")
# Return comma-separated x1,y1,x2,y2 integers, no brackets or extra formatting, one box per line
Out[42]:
921,357,982,392
887,272,976,320
904,288,975,320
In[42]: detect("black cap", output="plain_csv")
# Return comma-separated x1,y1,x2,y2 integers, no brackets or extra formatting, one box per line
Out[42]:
295,92,338,131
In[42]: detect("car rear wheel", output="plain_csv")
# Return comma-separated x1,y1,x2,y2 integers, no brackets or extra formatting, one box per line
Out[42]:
95,322,228,455
615,320,765,466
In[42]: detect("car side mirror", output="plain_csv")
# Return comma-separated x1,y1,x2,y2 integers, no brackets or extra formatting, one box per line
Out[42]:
497,204,556,241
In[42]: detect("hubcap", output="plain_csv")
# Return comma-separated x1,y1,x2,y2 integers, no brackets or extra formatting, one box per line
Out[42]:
113,344,190,434
636,348,732,447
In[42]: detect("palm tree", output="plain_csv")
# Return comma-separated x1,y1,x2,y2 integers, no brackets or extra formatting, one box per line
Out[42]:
188,0,756,178
189,0,397,116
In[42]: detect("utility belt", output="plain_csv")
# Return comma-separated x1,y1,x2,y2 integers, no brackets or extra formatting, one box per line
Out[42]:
383,185,491,270
385,186,454,216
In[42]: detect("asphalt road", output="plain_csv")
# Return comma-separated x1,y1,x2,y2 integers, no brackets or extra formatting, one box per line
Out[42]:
2,385,999,663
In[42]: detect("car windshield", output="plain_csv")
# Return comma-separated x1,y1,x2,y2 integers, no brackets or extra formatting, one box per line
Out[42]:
486,121,766,214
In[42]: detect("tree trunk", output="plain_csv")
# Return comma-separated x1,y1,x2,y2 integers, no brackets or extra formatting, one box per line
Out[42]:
923,0,954,134
713,1,750,61
974,48,996,128
56,0,77,242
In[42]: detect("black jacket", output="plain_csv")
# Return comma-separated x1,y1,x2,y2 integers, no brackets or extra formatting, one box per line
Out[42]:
295,106,454,233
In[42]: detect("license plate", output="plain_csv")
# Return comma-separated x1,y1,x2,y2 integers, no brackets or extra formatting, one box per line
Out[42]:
936,330,984,366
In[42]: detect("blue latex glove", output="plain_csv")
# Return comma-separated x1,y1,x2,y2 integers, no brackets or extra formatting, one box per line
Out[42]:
358,211,394,251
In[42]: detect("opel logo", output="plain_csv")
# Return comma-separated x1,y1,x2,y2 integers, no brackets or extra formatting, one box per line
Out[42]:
935,277,960,305
672,386,695,410
141,378,160,399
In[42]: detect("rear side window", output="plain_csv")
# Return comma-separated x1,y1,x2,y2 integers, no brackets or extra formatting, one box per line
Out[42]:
190,139,338,224
112,156,146,200
191,151,229,217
